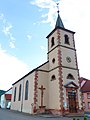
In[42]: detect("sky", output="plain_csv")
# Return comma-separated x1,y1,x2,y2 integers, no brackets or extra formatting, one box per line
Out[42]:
0,0,90,90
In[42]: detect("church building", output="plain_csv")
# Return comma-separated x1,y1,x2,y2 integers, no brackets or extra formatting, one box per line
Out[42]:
11,10,83,115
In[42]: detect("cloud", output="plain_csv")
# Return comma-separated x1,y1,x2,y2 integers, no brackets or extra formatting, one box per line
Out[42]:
40,45,47,51
0,13,4,20
0,13,16,48
0,45,29,90
30,0,90,29
9,41,15,48
2,24,12,36
27,34,32,41
30,0,57,27
30,0,90,79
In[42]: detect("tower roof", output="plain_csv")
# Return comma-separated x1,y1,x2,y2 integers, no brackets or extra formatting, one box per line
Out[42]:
55,12,64,28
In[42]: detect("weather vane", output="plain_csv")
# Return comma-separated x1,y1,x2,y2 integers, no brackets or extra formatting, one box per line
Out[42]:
56,2,59,14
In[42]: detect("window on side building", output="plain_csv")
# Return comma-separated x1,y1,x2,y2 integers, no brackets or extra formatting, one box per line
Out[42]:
87,93,90,99
14,87,17,102
18,84,22,101
88,102,90,108
25,80,29,100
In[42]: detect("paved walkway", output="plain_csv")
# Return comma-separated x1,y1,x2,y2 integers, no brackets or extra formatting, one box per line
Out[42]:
0,109,84,120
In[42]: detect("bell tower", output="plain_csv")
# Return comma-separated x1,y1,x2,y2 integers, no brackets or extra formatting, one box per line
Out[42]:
46,5,83,115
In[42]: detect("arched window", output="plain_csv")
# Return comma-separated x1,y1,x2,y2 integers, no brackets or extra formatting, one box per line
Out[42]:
51,37,55,47
14,87,16,102
51,75,56,81
25,80,29,100
67,74,75,80
64,34,70,45
18,84,22,101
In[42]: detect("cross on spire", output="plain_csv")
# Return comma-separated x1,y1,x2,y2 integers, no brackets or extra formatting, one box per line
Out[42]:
56,2,59,14
55,2,65,28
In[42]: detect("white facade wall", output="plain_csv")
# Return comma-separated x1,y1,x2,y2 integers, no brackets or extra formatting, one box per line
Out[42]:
37,71,49,108
60,30,74,48
11,80,23,111
48,68,60,109
22,72,35,113
11,72,35,114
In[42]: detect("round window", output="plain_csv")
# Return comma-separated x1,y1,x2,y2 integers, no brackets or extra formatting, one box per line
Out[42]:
52,58,55,63
66,57,71,63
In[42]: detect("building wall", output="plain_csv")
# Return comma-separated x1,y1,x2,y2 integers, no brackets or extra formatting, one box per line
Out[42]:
83,92,90,112
1,95,5,108
11,72,35,114
22,72,35,113
48,30,61,111
47,27,83,114
37,71,49,108
60,30,74,48
1,89,12,108
48,68,60,109
11,79,23,111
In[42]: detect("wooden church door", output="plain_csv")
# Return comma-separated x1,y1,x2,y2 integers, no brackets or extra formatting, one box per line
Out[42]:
68,91,77,113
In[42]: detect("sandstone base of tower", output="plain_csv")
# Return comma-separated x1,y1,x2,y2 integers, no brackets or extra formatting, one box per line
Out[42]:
34,108,84,116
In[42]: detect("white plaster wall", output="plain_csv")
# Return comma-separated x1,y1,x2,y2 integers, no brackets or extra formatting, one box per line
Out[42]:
60,29,74,49
11,71,35,113
11,79,23,111
48,68,60,109
39,62,49,71
62,68,79,85
22,72,35,113
61,47,76,68
48,30,58,52
48,47,58,70
1,95,5,108
37,71,49,109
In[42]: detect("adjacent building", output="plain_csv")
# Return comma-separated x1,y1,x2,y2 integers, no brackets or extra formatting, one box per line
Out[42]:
1,88,12,109
0,90,6,107
11,11,83,115
80,77,90,112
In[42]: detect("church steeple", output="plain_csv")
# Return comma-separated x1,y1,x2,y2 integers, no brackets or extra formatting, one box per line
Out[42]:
55,3,64,28
55,12,64,28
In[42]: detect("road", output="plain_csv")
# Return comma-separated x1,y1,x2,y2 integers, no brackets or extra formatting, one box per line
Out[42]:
0,109,88,120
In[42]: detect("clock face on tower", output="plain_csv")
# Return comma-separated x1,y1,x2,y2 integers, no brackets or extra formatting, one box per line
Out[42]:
66,56,71,63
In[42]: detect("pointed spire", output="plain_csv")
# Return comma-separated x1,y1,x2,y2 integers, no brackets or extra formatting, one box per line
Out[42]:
55,3,64,28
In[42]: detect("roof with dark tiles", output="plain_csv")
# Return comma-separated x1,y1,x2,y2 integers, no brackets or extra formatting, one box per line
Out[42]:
80,77,90,92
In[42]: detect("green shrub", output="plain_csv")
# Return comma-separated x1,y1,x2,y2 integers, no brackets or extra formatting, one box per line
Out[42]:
73,118,76,120
84,116,88,120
